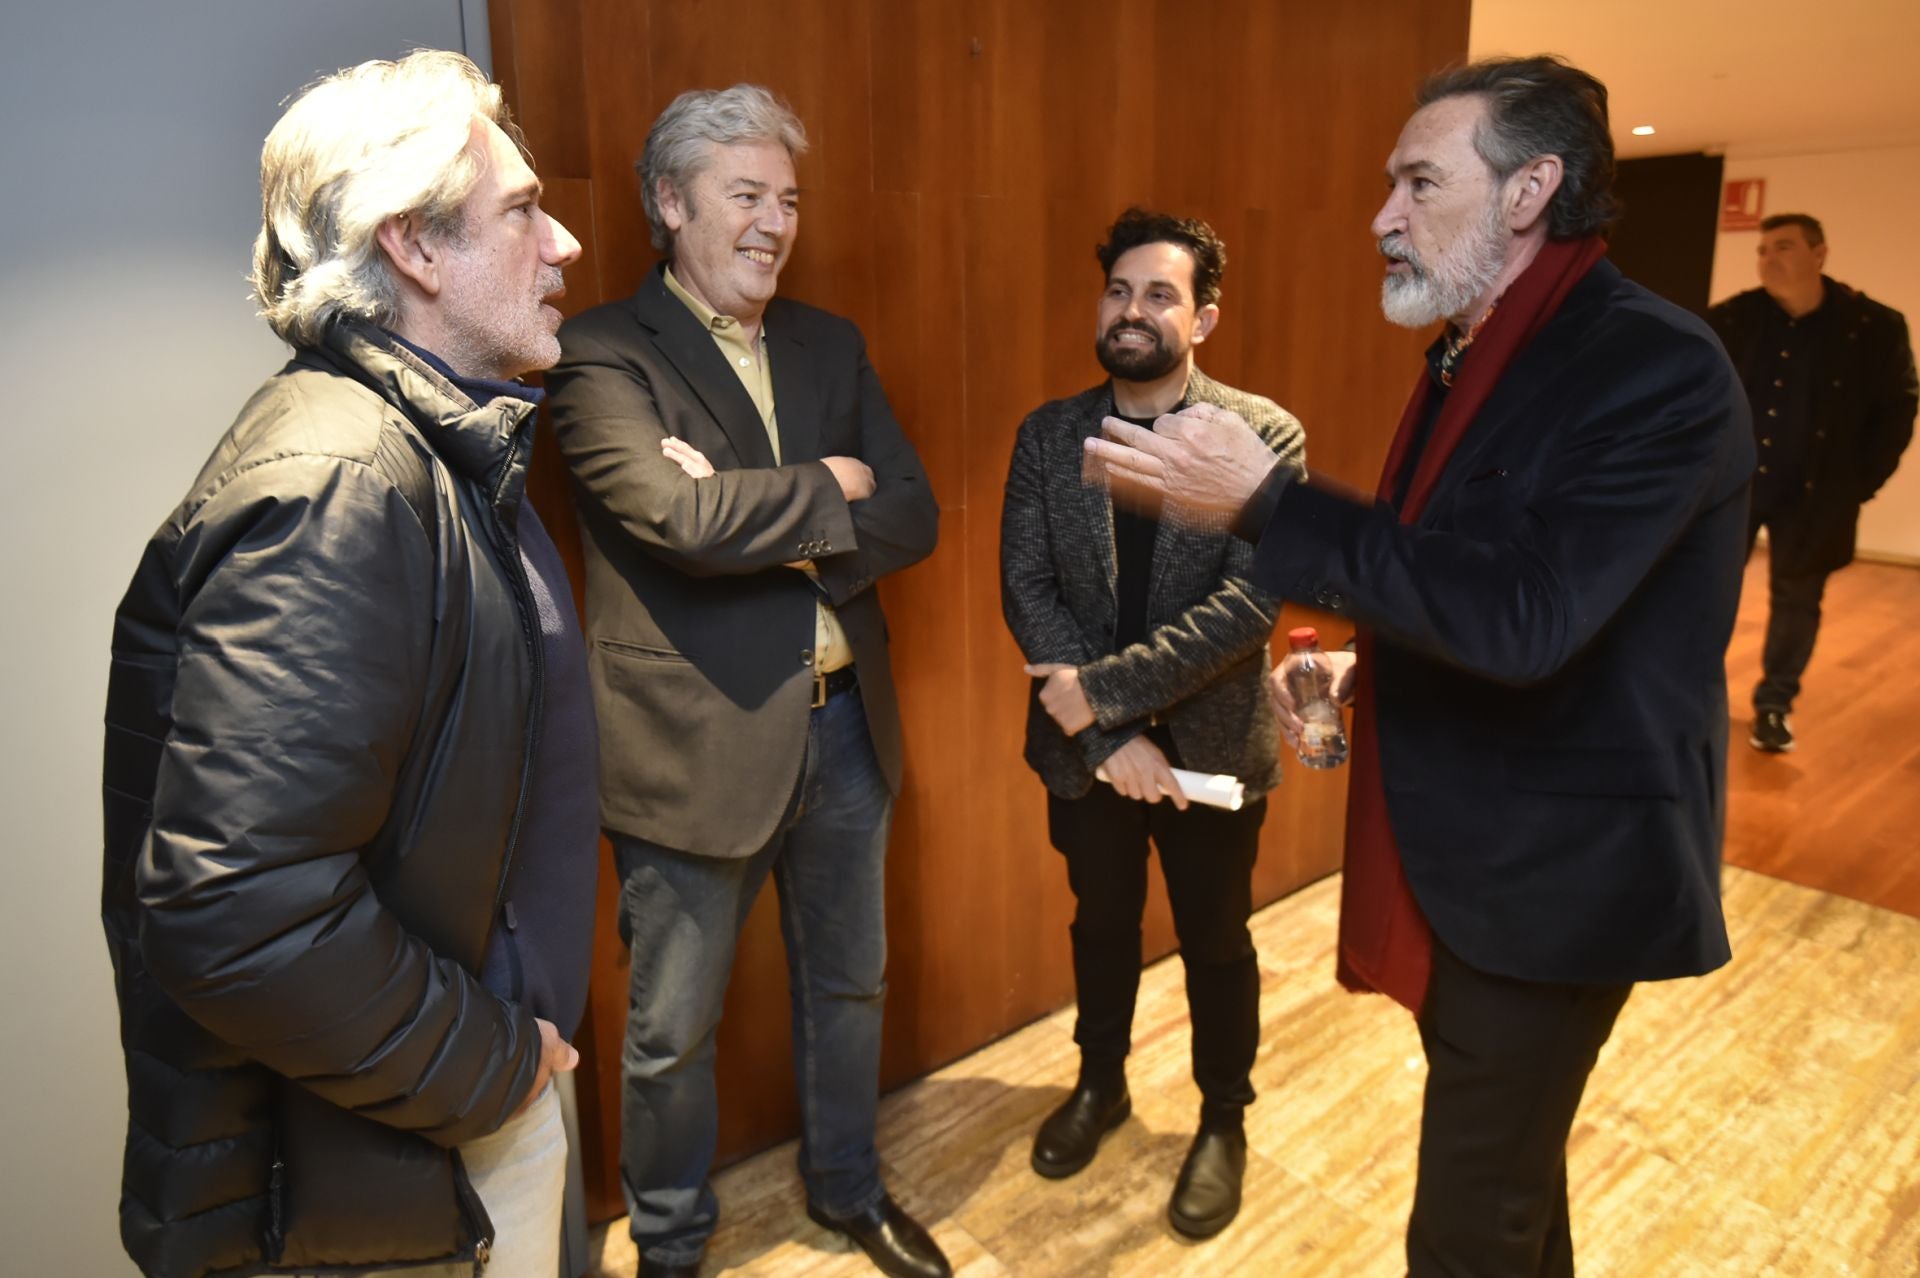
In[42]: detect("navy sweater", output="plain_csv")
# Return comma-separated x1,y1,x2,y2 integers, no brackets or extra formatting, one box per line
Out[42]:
394,334,600,1040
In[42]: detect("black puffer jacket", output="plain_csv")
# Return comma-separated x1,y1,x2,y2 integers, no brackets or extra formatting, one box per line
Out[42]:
102,323,546,1277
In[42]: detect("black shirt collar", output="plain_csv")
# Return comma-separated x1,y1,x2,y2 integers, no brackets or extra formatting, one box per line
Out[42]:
1106,384,1190,425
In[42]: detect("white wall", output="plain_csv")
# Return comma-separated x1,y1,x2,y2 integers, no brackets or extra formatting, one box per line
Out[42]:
0,3,486,1271
1709,145,1920,562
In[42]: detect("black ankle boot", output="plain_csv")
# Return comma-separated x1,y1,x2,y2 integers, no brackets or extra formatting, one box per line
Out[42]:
1168,1105,1246,1238
1031,1063,1130,1179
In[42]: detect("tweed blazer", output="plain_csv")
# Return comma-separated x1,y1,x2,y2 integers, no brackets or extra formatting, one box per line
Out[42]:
1001,369,1306,799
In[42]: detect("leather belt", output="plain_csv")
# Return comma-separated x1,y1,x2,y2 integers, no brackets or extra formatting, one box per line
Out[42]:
811,664,858,709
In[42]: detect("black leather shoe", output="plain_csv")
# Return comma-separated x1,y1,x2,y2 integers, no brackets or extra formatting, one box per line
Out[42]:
806,1194,952,1278
637,1258,701,1278
1031,1071,1131,1178
1168,1111,1247,1239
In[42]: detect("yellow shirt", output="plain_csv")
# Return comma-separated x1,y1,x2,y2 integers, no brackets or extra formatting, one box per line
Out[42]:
663,267,853,673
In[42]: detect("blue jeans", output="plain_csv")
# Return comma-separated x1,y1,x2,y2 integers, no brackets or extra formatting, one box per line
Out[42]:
614,685,892,1267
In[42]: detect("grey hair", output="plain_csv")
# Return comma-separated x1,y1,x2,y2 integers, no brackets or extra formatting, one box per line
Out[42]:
636,84,808,253
251,49,517,347
1416,55,1619,240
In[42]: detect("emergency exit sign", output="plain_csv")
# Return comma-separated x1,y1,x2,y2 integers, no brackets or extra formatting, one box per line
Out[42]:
1721,179,1766,231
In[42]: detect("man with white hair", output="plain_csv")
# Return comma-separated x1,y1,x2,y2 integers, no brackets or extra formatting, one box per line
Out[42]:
102,50,592,1277
546,85,943,1278
1086,56,1752,1276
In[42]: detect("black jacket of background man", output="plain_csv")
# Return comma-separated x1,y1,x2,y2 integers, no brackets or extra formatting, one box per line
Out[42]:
1709,276,1917,574
102,323,551,1277
546,264,939,860
1245,260,1754,986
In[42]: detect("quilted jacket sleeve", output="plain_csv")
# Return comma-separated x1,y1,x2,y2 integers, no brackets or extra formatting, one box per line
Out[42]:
136,454,540,1147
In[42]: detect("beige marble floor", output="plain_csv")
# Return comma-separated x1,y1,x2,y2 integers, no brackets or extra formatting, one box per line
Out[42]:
590,867,1920,1276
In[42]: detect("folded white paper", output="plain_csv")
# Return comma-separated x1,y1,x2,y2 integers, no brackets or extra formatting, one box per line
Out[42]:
1094,765,1245,811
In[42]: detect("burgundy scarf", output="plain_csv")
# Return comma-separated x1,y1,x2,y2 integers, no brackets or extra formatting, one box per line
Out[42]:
1337,235,1608,1015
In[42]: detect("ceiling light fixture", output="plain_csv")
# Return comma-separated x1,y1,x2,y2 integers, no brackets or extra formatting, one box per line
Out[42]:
1631,125,1656,136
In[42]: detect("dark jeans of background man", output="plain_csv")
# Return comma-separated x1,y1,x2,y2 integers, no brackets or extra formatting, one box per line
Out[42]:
1748,507,1832,713
612,684,892,1269
1408,940,1632,1278
1046,740,1266,1112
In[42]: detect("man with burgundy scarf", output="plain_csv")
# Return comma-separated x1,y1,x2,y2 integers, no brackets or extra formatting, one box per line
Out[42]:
1086,57,1753,1276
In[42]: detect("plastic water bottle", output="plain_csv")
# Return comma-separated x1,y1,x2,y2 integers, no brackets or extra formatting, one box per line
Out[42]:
1284,626,1349,770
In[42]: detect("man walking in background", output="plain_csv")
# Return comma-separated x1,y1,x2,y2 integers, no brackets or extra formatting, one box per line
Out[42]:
1709,213,1917,752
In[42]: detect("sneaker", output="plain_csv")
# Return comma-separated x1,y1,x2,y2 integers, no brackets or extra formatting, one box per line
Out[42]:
1750,709,1795,753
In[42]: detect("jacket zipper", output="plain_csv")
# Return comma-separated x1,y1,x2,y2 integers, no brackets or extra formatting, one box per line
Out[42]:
482,406,544,946
451,1148,495,1274
265,1123,286,1263
461,405,535,1278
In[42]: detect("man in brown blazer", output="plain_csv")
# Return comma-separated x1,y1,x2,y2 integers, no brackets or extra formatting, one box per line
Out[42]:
1000,208,1304,1240
545,86,944,1278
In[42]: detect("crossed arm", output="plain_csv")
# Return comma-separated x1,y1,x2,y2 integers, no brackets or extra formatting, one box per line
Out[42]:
548,323,937,590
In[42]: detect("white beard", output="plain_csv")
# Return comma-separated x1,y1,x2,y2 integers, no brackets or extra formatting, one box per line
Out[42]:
1379,197,1510,329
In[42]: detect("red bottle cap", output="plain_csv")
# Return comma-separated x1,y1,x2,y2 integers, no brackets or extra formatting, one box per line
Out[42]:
1287,626,1320,651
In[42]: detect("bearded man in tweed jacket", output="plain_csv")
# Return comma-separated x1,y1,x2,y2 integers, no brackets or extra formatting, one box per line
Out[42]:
999,208,1305,1241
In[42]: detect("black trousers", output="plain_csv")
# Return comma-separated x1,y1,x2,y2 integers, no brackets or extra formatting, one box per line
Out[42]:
1748,507,1834,713
1408,942,1632,1278
1046,770,1266,1110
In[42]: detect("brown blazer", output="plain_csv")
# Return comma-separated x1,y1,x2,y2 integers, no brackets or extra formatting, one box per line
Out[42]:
546,265,938,858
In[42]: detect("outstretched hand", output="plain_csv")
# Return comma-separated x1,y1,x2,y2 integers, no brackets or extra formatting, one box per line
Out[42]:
1082,402,1280,517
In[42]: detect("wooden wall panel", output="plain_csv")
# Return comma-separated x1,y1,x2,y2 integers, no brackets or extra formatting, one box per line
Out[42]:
490,0,1470,1223
574,0,656,301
